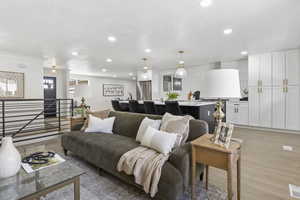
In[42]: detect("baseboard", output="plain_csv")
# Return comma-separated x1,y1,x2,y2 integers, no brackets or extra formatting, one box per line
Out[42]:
234,124,300,135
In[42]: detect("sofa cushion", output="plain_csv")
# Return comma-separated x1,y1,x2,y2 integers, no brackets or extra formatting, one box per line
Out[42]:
62,131,140,167
108,111,162,139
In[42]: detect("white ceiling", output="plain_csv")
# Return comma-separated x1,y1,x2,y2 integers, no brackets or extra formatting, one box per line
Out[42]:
0,0,300,79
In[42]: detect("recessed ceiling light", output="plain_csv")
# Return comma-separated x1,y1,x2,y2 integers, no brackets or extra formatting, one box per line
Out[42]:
223,28,233,35
241,51,248,55
143,66,148,70
106,58,112,62
107,36,117,42
101,68,107,72
145,48,152,53
112,74,117,78
128,72,133,76
71,51,78,56
200,0,212,7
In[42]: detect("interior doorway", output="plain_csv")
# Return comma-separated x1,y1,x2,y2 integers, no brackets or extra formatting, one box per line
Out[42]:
43,76,57,118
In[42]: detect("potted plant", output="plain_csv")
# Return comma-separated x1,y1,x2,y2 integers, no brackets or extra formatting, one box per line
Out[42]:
166,92,180,100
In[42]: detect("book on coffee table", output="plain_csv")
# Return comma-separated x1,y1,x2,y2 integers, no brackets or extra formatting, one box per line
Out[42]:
21,153,65,173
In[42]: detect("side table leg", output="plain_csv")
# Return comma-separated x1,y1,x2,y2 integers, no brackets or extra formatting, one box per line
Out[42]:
74,177,80,200
237,152,241,200
227,154,233,200
205,165,209,190
192,146,196,200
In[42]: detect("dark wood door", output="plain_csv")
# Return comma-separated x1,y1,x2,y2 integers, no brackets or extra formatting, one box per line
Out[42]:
43,76,57,118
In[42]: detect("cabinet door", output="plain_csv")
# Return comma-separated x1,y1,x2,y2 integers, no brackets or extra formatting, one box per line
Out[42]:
259,87,272,127
272,87,285,129
286,86,300,130
286,50,300,86
272,52,285,86
248,55,260,87
226,103,236,123
248,87,260,126
260,53,272,86
237,103,249,125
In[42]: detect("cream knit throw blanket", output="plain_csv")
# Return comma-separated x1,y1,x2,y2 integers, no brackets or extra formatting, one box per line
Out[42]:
117,146,169,197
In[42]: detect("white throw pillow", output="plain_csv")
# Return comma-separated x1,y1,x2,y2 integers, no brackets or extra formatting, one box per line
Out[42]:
141,127,178,155
85,115,115,134
136,117,161,142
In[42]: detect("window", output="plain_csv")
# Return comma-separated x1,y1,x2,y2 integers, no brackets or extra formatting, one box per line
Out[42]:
163,75,182,92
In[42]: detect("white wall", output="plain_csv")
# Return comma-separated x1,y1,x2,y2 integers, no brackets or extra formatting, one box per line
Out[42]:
0,53,44,98
43,68,70,99
158,63,218,100
70,74,136,111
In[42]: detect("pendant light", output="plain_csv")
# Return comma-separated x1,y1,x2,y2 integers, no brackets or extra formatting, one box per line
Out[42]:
174,50,187,78
142,58,149,79
51,57,57,73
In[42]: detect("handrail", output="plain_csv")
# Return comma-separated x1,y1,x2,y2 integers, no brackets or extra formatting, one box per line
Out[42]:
1,98,74,142
11,101,57,138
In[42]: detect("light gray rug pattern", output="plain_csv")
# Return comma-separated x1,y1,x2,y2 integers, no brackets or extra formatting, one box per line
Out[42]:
44,154,227,200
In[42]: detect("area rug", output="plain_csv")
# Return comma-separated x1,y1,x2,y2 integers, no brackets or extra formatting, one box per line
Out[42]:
44,154,227,200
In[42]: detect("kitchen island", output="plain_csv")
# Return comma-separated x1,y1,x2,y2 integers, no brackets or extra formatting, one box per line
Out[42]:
119,100,217,132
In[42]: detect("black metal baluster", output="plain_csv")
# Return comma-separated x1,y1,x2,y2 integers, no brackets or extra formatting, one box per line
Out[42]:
71,99,74,117
58,99,61,131
2,100,5,137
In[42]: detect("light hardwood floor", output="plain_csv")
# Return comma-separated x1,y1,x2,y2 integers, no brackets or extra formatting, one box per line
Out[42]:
18,127,300,200
208,127,300,200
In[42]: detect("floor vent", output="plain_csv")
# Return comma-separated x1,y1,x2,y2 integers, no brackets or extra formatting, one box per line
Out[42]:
289,184,300,199
282,145,293,151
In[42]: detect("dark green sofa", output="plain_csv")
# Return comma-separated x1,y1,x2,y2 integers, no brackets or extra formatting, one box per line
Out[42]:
62,111,208,200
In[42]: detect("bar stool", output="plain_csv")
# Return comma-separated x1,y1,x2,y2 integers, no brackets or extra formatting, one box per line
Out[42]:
129,100,143,113
144,101,157,115
111,100,129,112
165,101,182,115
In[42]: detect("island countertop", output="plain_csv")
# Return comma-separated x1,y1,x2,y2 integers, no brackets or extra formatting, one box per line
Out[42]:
119,100,216,107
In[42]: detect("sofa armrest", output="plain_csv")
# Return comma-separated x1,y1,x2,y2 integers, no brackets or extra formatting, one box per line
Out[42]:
169,143,191,191
71,122,84,131
169,142,205,191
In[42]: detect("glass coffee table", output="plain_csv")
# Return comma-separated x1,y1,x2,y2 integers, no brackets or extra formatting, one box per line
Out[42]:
0,161,85,200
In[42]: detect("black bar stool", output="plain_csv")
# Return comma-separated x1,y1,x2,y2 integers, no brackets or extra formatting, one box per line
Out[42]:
111,100,129,112
129,100,143,113
144,101,157,115
165,101,182,115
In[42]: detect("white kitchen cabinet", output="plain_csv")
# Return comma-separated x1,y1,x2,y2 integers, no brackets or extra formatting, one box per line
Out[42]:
226,103,236,123
286,49,300,86
272,52,285,86
248,86,272,127
248,54,272,87
248,55,260,87
248,87,260,126
259,87,272,127
249,49,300,131
237,103,249,125
260,54,272,86
272,49,300,86
286,86,300,130
226,102,248,125
272,87,286,129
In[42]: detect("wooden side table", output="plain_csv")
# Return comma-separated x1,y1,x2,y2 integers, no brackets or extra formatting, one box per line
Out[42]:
191,134,241,200
71,117,85,130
